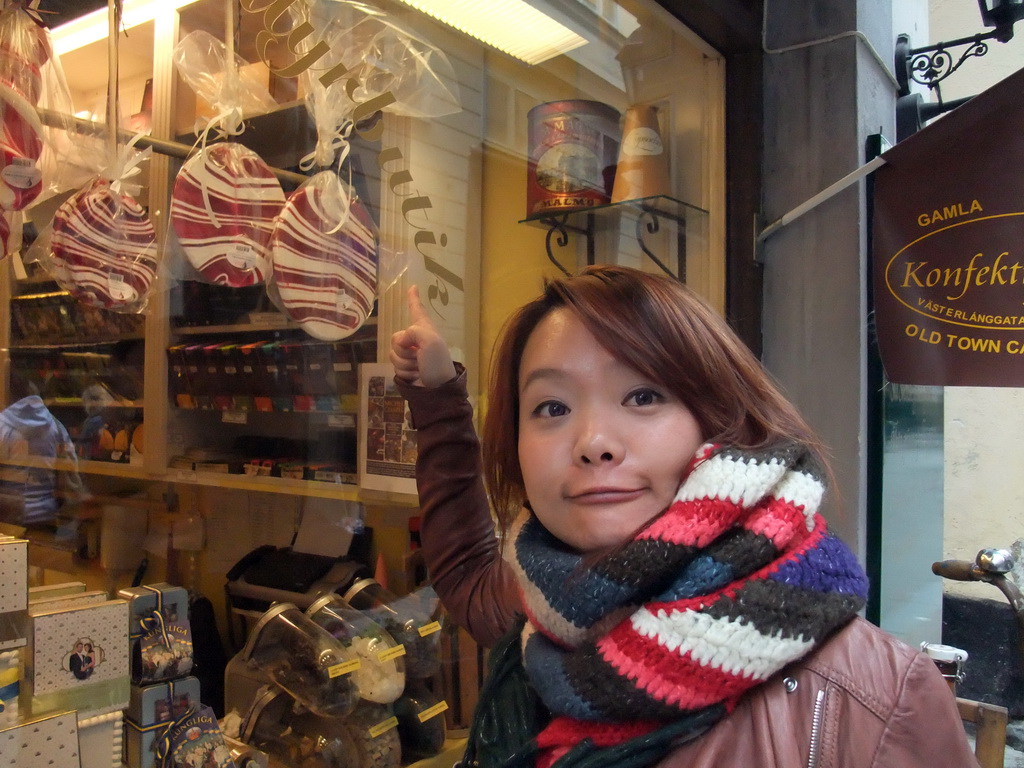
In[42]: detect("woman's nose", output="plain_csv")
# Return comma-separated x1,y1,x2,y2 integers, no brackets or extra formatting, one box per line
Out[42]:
576,424,622,465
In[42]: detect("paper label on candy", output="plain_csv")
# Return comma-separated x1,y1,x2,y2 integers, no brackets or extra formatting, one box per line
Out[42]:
227,243,257,270
108,274,137,302
337,290,355,312
621,127,664,157
2,160,42,189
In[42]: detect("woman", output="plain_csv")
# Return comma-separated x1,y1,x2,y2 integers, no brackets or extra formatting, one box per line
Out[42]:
391,266,978,768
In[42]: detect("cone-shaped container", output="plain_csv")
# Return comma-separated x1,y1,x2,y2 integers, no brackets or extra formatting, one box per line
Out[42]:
610,104,671,203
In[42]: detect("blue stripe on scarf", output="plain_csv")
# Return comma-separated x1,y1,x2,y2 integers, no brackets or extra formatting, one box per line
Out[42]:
655,555,735,602
522,630,600,720
517,518,639,629
769,533,869,598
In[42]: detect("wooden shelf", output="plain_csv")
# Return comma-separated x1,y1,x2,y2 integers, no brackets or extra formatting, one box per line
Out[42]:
46,399,144,409
0,455,154,480
173,316,378,336
9,337,145,350
0,456,417,506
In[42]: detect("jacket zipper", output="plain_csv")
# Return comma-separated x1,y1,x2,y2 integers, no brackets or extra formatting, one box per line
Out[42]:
806,688,826,768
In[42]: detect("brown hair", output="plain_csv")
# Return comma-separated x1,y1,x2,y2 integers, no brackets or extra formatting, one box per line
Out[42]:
481,265,826,534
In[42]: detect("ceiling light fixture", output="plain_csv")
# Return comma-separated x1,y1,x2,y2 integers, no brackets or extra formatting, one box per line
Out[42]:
50,0,202,55
394,0,587,65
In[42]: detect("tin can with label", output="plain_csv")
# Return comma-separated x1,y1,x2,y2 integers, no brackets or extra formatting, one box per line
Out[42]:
526,100,620,217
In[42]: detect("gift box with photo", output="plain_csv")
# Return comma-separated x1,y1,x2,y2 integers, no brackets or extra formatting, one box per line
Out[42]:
23,599,130,719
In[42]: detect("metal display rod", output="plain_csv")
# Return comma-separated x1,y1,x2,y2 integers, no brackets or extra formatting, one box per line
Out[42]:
35,107,309,187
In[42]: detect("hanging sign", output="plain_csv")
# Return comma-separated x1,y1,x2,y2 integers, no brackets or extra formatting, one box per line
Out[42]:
873,66,1024,386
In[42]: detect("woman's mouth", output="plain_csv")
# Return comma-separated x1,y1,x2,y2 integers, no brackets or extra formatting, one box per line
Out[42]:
568,487,645,504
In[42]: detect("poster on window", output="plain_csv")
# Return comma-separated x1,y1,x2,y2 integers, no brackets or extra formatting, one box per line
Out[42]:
358,363,417,495
873,66,1024,386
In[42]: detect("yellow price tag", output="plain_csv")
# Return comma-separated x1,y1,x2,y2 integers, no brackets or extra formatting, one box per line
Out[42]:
417,700,449,723
417,621,442,637
368,716,399,738
378,644,406,662
328,659,362,677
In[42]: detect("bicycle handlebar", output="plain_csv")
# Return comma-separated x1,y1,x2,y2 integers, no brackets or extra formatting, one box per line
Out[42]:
932,559,979,581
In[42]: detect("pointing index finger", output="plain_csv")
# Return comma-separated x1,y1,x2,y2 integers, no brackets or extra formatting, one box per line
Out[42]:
407,285,431,325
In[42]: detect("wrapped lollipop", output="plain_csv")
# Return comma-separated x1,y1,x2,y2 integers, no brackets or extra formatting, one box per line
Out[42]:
0,4,52,211
261,0,467,339
169,28,284,287
170,141,285,287
268,170,379,340
33,1,160,313
45,146,158,312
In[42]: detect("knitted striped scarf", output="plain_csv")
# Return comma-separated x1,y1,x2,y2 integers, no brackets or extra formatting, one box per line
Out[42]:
506,442,869,768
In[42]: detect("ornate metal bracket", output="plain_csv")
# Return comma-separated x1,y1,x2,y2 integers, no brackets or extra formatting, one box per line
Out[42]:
537,214,594,276
521,196,697,281
636,207,686,281
895,30,1001,96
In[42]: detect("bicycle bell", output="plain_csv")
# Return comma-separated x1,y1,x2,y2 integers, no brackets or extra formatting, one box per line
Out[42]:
976,548,1014,574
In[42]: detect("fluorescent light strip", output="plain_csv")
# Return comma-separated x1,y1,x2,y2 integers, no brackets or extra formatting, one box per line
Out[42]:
51,0,202,55
396,0,587,65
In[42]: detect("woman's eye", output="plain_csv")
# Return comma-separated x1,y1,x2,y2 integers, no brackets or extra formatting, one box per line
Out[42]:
533,400,569,418
625,388,662,407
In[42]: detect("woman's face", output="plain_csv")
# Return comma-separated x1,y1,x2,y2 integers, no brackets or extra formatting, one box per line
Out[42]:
517,309,704,553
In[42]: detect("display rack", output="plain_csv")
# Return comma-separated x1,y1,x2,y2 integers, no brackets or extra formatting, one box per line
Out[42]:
519,195,708,281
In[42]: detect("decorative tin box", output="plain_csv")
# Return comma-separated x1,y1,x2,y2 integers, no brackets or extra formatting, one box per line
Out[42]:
117,583,193,684
124,675,202,768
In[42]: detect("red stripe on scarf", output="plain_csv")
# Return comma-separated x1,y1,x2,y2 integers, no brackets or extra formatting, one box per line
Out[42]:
638,495,745,547
598,624,751,709
536,716,661,768
742,496,811,548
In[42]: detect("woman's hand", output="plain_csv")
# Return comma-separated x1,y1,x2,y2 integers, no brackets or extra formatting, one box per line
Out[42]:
390,285,457,388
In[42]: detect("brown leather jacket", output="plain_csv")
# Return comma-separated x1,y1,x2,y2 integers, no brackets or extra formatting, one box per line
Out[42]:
397,370,980,767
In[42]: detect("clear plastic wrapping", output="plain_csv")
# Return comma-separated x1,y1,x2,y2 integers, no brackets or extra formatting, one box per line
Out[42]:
172,29,277,137
169,29,285,287
301,0,461,120
0,5,51,211
32,175,159,314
